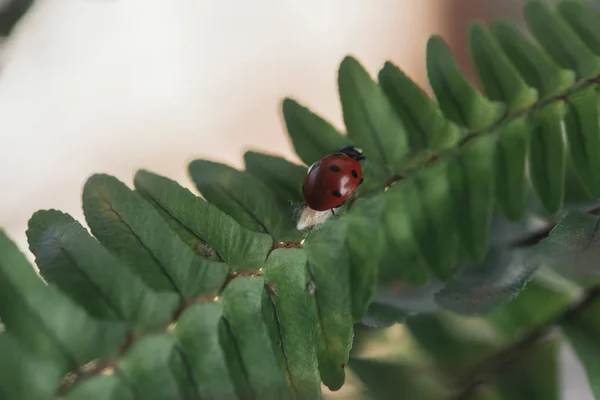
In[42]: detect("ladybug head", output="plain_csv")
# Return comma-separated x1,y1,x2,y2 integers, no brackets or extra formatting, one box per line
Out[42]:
335,145,365,162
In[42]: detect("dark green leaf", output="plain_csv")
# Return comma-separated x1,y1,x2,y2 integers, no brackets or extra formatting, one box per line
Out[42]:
0,332,65,400
564,86,600,197
134,170,272,272
305,220,353,390
262,248,321,399
219,276,290,398
561,299,600,399
350,357,449,400
494,119,529,221
527,211,600,285
435,247,539,314
281,98,347,166
243,151,307,202
378,61,463,152
218,319,254,400
448,134,497,262
0,230,127,372
491,20,576,99
65,374,133,400
361,302,408,328
26,210,180,332
379,183,431,285
406,161,458,280
174,302,237,400
189,160,302,242
524,0,600,79
492,338,559,400
558,0,600,57
344,194,386,320
83,174,229,300
469,21,538,111
0,0,33,36
338,56,409,177
117,334,198,400
426,35,505,130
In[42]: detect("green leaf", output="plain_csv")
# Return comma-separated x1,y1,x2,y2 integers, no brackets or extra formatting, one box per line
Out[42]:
338,56,409,177
563,86,600,197
64,374,133,400
561,299,600,399
434,247,539,314
0,332,65,400
527,102,566,215
0,230,127,373
426,35,505,130
220,276,290,398
217,319,254,400
134,170,272,272
174,302,237,400
305,220,353,390
558,0,600,57
492,338,559,400
262,248,321,399
0,0,33,36
349,357,449,400
448,134,497,262
26,210,180,331
117,334,198,400
379,184,431,285
469,21,538,111
494,119,529,221
527,211,600,285
281,98,347,166
491,20,576,99
378,61,463,152
189,159,302,242
361,302,408,328
243,151,307,202
406,161,458,280
344,194,386,320
524,0,600,79
83,174,229,300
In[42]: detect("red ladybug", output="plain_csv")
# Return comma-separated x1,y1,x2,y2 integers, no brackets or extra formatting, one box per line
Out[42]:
302,146,365,212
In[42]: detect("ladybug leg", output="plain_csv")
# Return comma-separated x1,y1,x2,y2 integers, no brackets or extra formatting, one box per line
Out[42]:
331,209,336,216
334,201,346,208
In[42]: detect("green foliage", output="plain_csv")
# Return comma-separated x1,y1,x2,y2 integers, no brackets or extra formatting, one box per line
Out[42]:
2,1,600,399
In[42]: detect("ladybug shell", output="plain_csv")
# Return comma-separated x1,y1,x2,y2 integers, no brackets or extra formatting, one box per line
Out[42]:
302,153,363,211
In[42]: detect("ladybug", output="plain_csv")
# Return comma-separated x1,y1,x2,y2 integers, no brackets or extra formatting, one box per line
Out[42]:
302,146,365,212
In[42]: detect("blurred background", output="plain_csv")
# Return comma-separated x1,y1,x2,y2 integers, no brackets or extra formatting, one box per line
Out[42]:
0,0,592,398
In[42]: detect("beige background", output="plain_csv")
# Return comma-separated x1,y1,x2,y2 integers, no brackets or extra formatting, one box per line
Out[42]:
0,1,592,399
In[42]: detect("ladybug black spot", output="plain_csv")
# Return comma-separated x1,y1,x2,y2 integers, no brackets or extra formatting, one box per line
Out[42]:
332,190,343,198
351,170,358,178
329,165,341,172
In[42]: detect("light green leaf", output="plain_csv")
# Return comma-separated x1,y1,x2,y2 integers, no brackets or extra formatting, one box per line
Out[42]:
563,86,600,197
561,300,600,400
434,247,538,314
0,230,127,373
378,61,462,152
189,159,302,242
469,21,538,111
344,194,386,320
134,170,272,272
338,56,409,177
83,174,229,300
262,248,321,399
305,220,353,390
282,98,348,166
494,119,529,221
448,134,497,262
558,0,600,56
524,0,600,79
243,151,307,202
426,35,505,130
65,375,133,400
218,319,254,400
26,210,180,332
491,20,576,99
